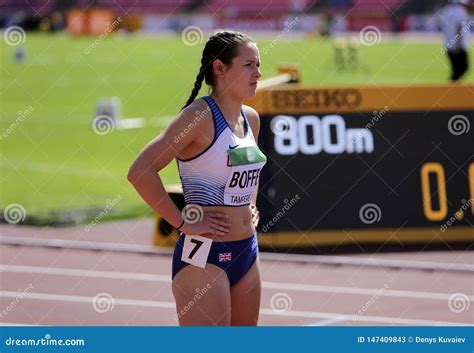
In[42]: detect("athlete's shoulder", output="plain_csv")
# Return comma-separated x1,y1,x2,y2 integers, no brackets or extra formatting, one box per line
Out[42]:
176,98,213,128
242,105,260,123
164,98,213,145
180,98,210,120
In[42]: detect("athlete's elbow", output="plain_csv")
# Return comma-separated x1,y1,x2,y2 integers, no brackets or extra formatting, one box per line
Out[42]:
128,161,160,185
127,167,139,184
127,162,144,185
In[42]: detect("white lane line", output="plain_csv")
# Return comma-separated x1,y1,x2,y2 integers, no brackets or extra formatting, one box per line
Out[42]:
0,291,175,309
2,264,473,301
0,236,166,255
1,236,473,273
261,252,474,273
0,291,469,326
0,264,170,282
258,307,471,326
305,316,347,326
261,281,473,300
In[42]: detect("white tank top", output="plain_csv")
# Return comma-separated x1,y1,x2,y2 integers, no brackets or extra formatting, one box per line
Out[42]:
177,96,267,206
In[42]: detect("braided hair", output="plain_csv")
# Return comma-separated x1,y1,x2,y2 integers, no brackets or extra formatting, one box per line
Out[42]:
182,30,254,110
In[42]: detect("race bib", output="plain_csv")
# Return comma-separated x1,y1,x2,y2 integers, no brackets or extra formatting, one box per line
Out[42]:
225,146,267,206
181,234,213,268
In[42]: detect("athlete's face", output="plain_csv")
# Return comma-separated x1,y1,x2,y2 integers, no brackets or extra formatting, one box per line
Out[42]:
220,42,262,99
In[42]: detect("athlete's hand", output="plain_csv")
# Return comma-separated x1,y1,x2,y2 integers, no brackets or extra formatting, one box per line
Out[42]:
250,203,259,228
180,211,231,236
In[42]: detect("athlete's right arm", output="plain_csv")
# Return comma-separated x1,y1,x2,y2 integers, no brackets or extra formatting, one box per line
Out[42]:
127,103,231,236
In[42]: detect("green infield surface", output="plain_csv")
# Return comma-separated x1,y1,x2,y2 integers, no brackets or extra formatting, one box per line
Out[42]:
1,33,472,224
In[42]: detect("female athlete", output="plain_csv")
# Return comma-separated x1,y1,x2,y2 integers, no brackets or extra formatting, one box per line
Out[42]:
128,30,266,326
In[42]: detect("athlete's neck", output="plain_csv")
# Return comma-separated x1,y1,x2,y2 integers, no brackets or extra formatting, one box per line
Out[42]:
209,91,243,123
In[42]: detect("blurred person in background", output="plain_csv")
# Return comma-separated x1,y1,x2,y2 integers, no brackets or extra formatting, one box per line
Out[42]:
439,0,471,81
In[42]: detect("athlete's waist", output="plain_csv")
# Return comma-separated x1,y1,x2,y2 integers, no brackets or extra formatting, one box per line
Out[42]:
189,204,255,241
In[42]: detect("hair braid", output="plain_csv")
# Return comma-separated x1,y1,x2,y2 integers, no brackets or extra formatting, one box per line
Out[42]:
182,65,205,110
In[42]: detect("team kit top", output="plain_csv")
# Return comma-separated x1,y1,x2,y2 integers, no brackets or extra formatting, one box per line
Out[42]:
177,96,267,207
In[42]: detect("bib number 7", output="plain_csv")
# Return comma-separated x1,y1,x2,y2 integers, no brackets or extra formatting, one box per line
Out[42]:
181,234,212,268
189,238,203,259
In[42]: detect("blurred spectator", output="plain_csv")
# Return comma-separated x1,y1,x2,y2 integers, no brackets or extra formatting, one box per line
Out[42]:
50,11,65,32
439,0,471,81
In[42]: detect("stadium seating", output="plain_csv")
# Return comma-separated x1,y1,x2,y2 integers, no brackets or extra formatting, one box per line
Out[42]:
77,0,195,14
85,0,310,15
1,0,55,16
351,0,402,13
205,0,297,15
1,0,408,17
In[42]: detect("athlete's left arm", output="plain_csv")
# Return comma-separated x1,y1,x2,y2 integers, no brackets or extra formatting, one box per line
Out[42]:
244,105,261,228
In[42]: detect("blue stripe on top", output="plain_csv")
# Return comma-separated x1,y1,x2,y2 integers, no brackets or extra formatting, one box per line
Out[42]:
240,108,250,136
176,96,228,163
181,175,225,205
202,96,228,140
204,95,250,137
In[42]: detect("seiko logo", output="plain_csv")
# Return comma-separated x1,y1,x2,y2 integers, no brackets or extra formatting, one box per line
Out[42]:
271,89,362,109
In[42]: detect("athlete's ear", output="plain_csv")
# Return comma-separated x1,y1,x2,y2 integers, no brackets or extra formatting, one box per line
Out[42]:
212,59,227,79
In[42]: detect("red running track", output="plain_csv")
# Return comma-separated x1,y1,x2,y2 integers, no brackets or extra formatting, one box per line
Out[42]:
0,219,472,326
